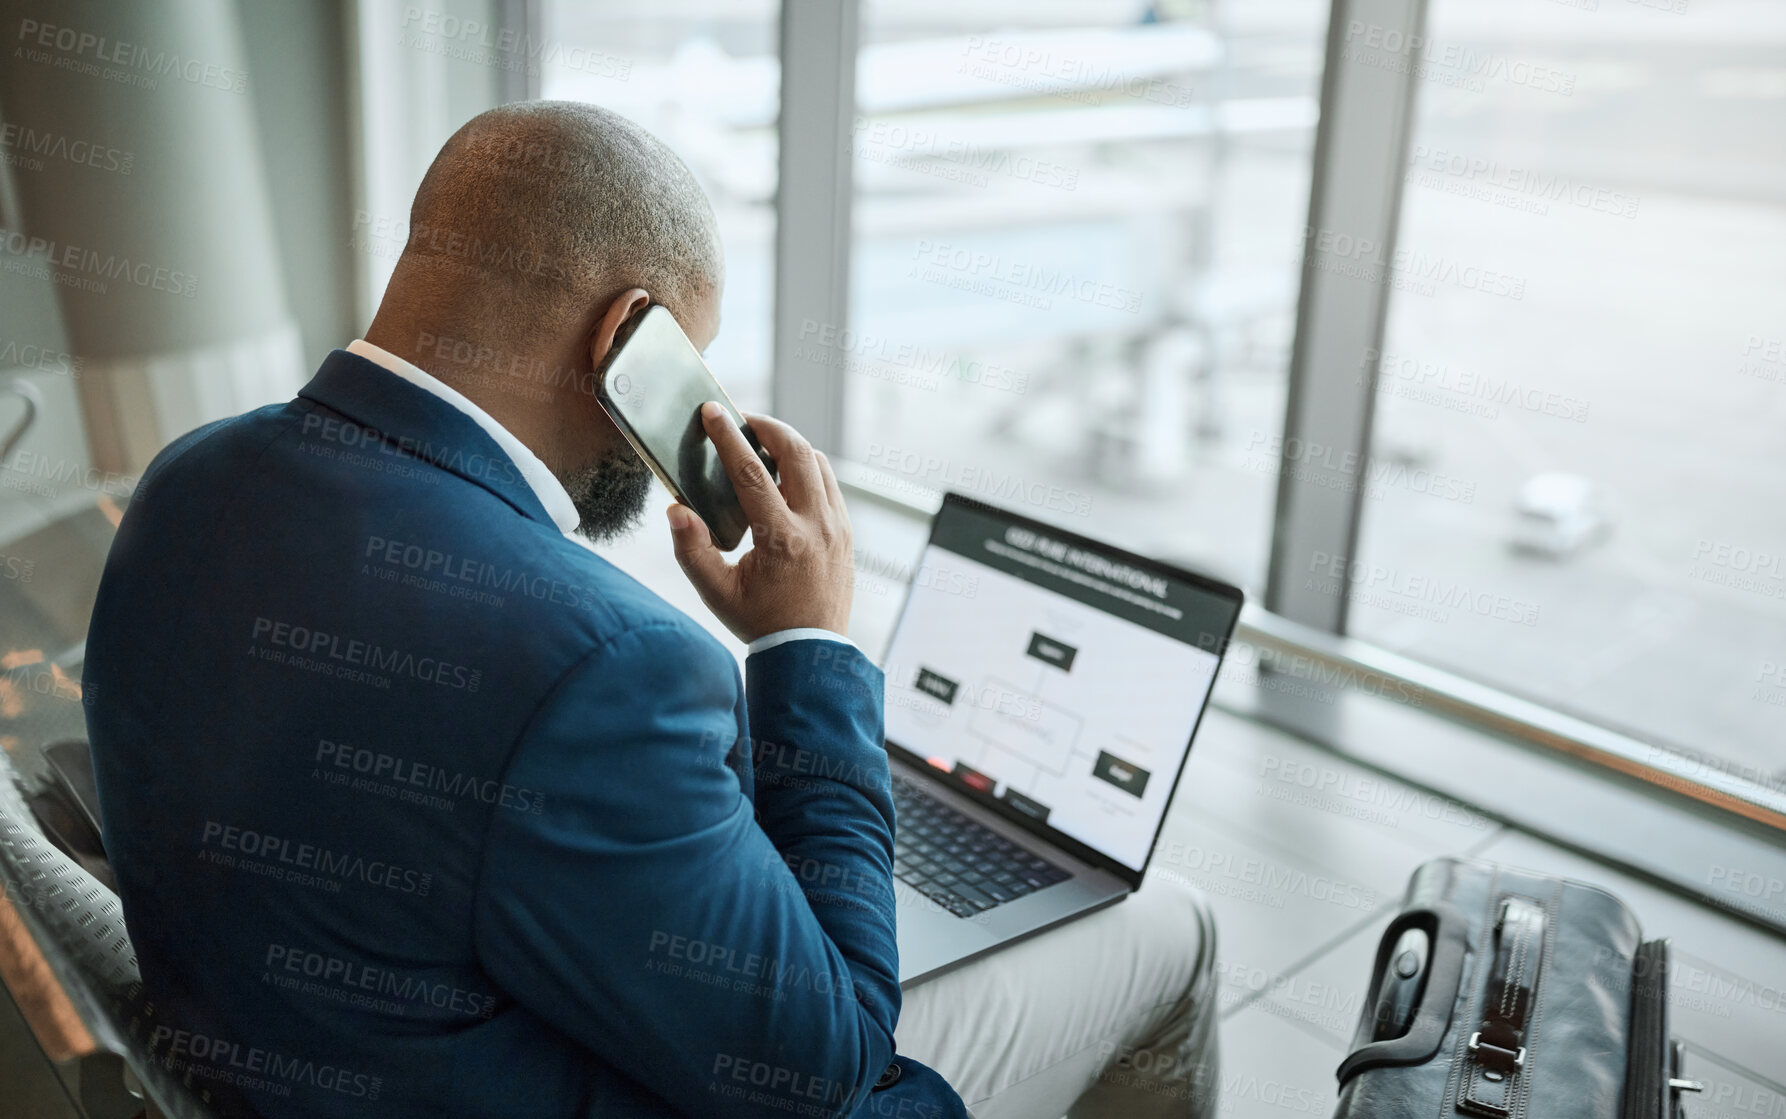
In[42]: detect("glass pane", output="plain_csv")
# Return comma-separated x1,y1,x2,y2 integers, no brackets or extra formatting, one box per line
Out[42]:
1350,0,1786,790
843,0,1330,590
538,1,779,412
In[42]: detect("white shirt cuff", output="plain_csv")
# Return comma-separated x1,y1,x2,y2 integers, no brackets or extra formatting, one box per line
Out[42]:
747,628,859,656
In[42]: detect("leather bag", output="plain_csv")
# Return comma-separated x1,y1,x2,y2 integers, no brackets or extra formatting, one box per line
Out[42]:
1332,857,1703,1119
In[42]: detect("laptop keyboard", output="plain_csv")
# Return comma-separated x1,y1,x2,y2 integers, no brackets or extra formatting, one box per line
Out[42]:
891,779,1071,918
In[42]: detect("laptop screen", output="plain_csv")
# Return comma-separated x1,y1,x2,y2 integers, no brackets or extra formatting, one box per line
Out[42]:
883,494,1243,877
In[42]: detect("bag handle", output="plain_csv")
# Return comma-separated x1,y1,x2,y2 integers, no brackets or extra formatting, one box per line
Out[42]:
1336,901,1471,1083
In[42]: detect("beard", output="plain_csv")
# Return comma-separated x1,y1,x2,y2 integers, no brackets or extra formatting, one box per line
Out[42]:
562,446,656,543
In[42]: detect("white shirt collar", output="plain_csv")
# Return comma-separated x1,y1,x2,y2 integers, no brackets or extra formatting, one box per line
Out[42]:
345,338,581,536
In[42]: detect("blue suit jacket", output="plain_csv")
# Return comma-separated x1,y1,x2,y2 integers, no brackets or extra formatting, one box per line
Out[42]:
84,350,967,1119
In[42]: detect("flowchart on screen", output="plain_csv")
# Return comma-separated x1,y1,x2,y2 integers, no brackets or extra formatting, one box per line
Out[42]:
885,548,1220,869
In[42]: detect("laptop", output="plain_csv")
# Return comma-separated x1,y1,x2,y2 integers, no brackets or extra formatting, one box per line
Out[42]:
887,493,1244,986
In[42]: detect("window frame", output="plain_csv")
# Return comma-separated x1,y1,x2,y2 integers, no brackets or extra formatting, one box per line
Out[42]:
761,0,1786,851
365,0,1784,885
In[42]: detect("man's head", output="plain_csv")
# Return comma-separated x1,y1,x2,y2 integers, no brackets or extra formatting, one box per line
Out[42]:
366,100,725,541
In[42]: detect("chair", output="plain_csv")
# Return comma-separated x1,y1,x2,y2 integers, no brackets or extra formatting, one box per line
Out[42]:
0,749,226,1119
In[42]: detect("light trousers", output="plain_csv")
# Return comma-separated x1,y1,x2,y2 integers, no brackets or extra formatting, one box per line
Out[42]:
894,874,1220,1119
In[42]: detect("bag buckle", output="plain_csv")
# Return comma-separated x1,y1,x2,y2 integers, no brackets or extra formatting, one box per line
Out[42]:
1468,1031,1525,1073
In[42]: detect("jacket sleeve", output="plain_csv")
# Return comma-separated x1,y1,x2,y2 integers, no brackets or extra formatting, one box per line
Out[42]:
472,622,899,1119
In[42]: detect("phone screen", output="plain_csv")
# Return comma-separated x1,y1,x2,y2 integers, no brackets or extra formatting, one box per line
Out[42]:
595,305,776,551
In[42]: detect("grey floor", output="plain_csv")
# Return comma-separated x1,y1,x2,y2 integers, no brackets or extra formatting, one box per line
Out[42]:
1162,705,1786,1118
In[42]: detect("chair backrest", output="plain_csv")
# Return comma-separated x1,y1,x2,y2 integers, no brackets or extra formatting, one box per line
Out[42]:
0,751,228,1119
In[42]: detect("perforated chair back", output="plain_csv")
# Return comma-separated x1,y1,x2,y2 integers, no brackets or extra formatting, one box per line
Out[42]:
0,752,228,1119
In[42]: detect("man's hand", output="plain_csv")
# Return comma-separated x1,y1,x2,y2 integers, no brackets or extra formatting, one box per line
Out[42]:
667,402,853,644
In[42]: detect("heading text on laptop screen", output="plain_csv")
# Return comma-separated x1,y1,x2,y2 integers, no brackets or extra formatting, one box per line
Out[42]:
883,501,1233,873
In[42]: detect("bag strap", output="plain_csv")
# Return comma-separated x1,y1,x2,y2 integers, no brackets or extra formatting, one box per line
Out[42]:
1458,895,1546,1118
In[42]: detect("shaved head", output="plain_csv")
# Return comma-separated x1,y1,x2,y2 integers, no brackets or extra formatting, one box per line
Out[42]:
366,101,728,542
397,100,723,346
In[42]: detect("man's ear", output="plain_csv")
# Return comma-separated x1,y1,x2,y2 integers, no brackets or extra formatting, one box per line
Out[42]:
588,287,652,373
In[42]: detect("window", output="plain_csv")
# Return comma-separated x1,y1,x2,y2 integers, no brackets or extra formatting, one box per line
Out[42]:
843,0,1330,589
1348,0,1786,789
538,0,781,412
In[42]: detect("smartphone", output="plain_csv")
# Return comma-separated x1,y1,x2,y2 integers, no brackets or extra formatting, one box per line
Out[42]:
594,305,777,551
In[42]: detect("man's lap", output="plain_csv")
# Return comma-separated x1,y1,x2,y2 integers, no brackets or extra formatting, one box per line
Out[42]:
894,874,1217,1119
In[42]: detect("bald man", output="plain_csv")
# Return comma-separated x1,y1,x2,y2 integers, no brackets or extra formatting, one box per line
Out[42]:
85,102,1216,1119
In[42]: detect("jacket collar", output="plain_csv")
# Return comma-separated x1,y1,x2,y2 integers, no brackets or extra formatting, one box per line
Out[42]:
297,348,555,528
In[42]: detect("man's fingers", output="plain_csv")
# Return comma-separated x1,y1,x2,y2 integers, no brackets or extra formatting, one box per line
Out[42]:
666,503,730,597
738,411,825,515
701,402,785,527
814,450,849,528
